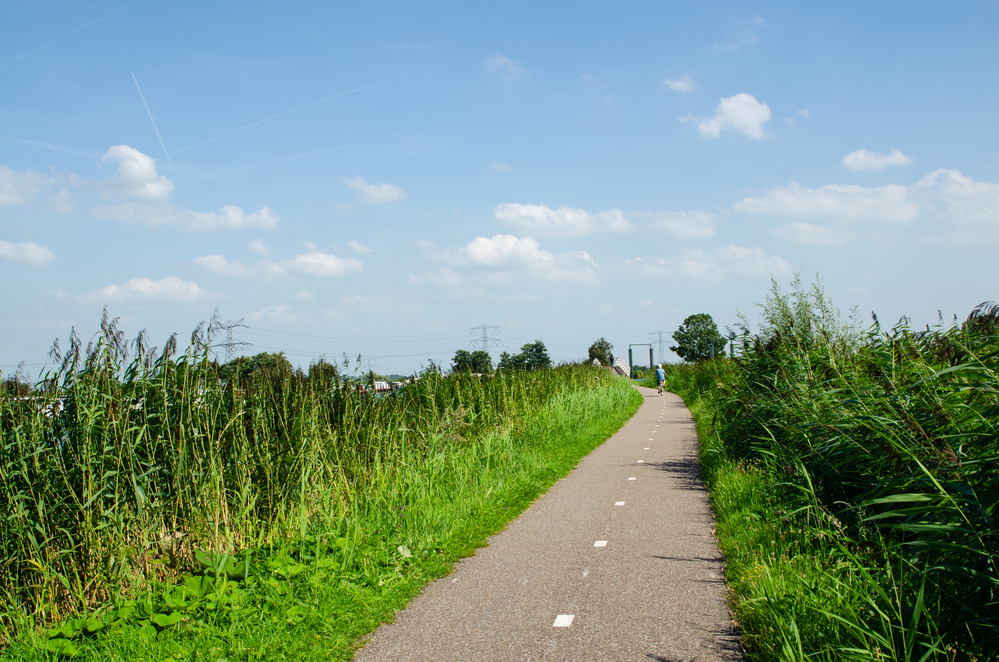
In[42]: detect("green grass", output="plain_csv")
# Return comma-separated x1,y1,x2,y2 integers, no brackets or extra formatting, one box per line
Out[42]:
659,280,998,661
1,318,641,660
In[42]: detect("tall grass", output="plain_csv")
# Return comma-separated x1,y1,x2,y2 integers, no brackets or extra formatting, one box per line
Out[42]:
0,312,623,651
663,277,998,661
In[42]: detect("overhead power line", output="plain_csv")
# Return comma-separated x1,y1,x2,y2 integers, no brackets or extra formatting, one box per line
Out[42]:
244,326,468,344
649,331,667,362
469,325,502,350
213,317,252,364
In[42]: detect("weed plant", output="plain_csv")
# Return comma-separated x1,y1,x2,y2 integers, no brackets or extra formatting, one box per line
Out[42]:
1,313,641,659
662,277,997,661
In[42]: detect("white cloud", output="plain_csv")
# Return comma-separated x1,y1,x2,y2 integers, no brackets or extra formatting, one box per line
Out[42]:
426,234,598,281
630,245,789,281
342,176,407,204
0,166,50,207
494,203,632,237
92,145,279,231
714,35,758,53
407,268,462,287
195,251,362,279
913,169,999,243
0,240,56,266
740,169,999,244
660,74,695,92
348,240,373,254
249,239,272,257
484,53,525,81
101,145,175,201
249,304,296,323
645,210,716,239
842,149,914,171
492,161,511,172
734,182,918,222
84,276,209,304
683,93,771,139
94,202,280,231
195,255,258,279
797,109,810,117
281,252,363,277
0,165,75,211
771,222,854,246
716,244,792,275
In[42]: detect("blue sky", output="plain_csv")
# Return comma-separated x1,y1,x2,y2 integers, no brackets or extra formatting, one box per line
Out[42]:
2,1,998,376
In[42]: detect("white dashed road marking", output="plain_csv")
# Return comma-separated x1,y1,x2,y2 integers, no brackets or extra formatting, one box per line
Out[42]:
615,501,625,506
594,540,607,547
628,477,636,480
553,614,575,627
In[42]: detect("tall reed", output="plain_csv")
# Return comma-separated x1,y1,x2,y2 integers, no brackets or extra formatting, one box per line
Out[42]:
663,277,998,660
0,312,607,643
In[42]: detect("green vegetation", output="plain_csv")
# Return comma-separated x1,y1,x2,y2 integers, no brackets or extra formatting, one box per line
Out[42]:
498,340,551,372
660,277,998,661
450,349,493,374
220,351,294,383
0,316,641,660
587,337,613,366
670,312,728,361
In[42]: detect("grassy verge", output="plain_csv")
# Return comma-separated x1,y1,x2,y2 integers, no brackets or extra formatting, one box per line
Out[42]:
660,282,997,661
3,345,640,660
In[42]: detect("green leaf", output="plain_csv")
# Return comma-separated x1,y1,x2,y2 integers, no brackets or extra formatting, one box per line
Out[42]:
184,574,215,600
138,623,157,641
397,544,412,558
151,611,182,628
83,617,105,635
43,638,80,657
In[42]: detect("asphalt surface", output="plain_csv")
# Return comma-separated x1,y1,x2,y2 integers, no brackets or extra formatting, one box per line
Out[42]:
353,385,742,662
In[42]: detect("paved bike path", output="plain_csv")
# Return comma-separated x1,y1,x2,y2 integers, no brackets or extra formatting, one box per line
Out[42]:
353,386,741,661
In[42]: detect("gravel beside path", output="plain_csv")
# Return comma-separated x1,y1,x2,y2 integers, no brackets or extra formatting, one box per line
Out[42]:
353,385,742,661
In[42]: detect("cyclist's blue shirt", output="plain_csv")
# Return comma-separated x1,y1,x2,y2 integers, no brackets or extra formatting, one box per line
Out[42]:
655,368,665,381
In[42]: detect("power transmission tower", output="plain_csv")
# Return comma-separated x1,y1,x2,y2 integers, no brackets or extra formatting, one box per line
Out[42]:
468,325,502,350
649,331,667,363
214,317,251,363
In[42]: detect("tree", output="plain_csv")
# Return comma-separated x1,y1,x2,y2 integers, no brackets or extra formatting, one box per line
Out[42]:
222,351,294,382
451,349,493,374
587,337,613,366
498,351,525,372
670,314,727,362
497,340,551,372
308,358,339,383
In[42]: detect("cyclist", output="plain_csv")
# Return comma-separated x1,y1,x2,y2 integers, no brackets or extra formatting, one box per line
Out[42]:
654,364,666,395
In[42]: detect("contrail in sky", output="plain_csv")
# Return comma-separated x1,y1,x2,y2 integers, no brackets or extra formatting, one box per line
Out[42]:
174,82,384,154
131,72,173,170
0,1,140,71
209,134,400,175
